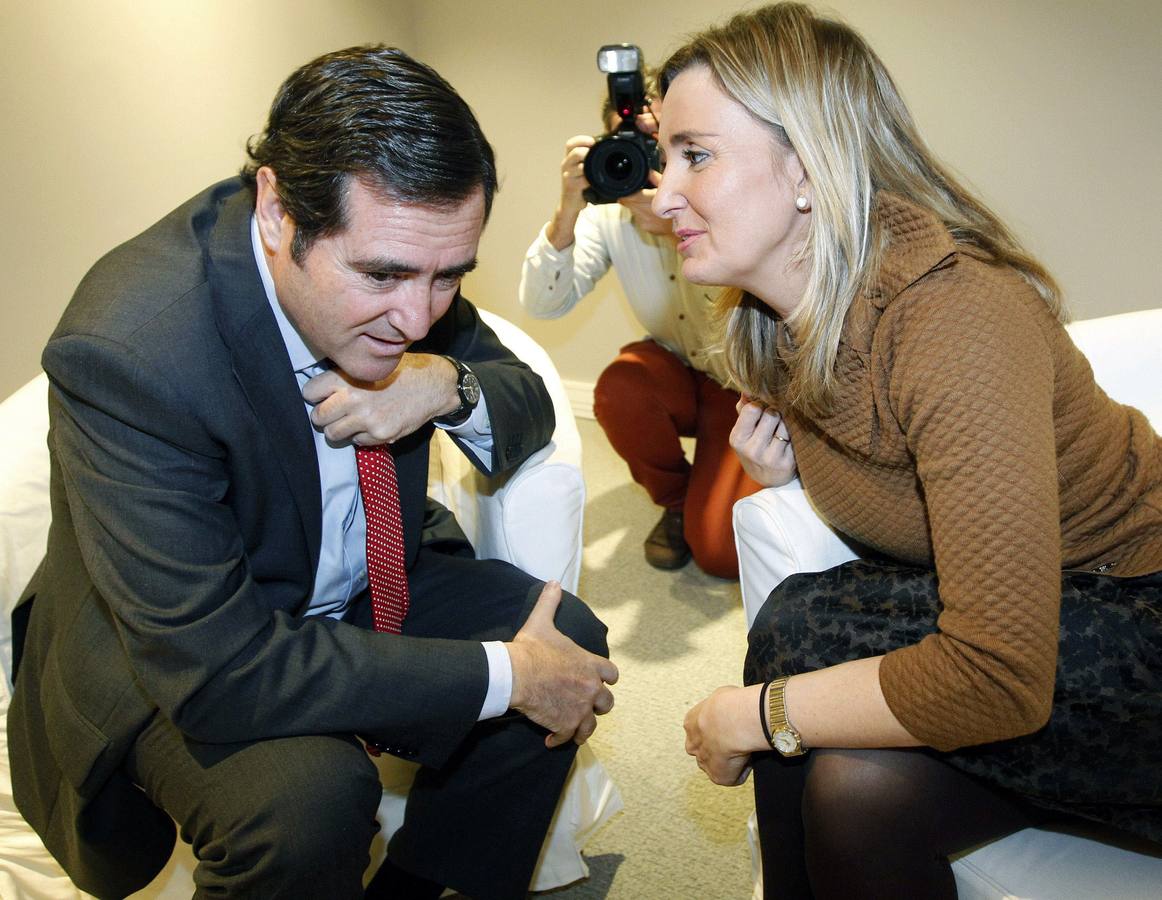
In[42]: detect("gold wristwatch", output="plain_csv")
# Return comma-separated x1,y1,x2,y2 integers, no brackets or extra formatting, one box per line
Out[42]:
766,677,806,757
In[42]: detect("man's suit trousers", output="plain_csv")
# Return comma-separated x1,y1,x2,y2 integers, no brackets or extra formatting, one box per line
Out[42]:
125,549,609,900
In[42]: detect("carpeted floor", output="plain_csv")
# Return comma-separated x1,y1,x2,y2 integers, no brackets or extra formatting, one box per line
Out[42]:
539,419,757,899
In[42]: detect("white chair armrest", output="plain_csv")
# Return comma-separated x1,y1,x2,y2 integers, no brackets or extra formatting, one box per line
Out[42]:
427,442,585,594
480,309,581,469
1066,308,1162,428
0,373,51,695
421,310,614,892
733,478,861,630
426,309,585,594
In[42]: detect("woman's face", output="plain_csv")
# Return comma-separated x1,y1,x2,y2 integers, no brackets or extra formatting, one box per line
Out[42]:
652,65,810,314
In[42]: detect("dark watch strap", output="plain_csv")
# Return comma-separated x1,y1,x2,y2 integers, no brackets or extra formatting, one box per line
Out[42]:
432,355,479,427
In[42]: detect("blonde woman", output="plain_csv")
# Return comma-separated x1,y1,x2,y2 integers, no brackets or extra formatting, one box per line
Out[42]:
651,4,1162,897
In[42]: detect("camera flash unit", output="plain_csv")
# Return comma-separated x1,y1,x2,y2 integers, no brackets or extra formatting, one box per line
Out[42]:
583,42,658,204
596,44,642,75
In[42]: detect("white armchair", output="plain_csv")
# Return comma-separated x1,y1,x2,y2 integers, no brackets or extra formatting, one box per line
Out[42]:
734,309,1162,900
0,312,621,898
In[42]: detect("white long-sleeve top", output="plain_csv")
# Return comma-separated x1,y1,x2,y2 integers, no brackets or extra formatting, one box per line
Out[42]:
519,203,731,386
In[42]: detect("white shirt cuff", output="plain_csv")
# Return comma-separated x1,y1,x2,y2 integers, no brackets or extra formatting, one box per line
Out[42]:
434,393,494,470
478,640,513,720
534,222,574,260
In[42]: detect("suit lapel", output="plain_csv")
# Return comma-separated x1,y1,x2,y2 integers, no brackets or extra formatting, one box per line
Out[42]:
200,183,323,579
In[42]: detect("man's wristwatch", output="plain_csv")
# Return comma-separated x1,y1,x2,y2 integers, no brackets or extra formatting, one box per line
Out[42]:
432,356,481,427
765,677,806,757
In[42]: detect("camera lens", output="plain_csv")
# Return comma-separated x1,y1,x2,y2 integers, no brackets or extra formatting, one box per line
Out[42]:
605,153,633,180
583,135,650,202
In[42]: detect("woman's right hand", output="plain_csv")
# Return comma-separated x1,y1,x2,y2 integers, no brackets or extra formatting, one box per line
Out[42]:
685,684,766,786
731,396,796,487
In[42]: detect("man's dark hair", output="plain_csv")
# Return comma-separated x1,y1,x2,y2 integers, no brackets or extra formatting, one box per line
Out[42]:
242,45,497,261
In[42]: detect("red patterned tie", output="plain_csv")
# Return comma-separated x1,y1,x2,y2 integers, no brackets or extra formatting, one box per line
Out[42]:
355,445,410,634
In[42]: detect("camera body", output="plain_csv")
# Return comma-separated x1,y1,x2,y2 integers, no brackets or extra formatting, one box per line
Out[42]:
582,44,660,205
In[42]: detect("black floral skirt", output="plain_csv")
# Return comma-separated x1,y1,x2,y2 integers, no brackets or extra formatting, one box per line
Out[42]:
744,559,1162,844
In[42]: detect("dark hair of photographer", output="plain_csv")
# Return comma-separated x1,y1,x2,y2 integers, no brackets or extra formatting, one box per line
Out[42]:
241,44,497,262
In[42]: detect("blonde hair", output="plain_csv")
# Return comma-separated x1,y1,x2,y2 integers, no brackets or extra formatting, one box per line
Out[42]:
660,3,1063,411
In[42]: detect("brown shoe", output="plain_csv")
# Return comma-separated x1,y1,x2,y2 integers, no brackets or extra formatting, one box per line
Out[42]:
644,508,691,570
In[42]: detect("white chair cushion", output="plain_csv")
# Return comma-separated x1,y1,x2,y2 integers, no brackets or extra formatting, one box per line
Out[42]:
1066,308,1162,426
427,308,586,595
734,479,860,630
427,442,585,595
480,309,581,469
950,827,1162,900
0,373,50,697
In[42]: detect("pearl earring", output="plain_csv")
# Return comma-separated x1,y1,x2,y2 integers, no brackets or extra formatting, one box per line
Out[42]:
795,195,810,211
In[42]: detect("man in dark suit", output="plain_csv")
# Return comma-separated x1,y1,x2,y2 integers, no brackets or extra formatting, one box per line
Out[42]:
7,46,616,900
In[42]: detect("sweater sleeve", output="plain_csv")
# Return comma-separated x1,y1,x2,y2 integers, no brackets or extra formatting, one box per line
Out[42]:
518,206,614,319
878,268,1063,751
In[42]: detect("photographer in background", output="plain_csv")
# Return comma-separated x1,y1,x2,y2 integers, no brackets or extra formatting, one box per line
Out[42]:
520,60,759,578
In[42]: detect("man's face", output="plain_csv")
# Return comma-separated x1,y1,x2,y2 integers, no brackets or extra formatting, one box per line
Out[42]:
256,169,485,383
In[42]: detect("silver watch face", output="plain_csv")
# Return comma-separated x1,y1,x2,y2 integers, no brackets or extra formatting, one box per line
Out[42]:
461,371,481,406
773,730,799,754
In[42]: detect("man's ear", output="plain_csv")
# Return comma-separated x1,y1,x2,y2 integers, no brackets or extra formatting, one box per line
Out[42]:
254,166,288,255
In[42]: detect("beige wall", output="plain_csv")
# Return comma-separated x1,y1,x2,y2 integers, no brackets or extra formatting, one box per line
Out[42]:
3,0,1160,399
423,0,1162,391
0,0,415,398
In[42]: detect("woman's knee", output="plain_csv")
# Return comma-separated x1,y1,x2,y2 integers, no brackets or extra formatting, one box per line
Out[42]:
801,749,931,857
804,750,896,814
797,749,966,898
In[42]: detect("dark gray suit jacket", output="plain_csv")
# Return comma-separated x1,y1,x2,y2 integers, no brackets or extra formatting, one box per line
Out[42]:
7,179,554,897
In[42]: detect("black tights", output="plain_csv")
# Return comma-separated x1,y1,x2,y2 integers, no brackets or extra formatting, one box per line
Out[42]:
753,747,1042,899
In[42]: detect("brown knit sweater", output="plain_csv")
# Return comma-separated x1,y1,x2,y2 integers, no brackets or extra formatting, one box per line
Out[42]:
784,193,1162,752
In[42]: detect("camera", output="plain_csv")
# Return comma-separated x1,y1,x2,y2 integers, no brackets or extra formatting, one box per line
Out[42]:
582,44,660,204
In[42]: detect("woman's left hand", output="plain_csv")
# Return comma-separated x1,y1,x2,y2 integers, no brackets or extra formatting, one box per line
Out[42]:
730,396,796,487
684,684,766,786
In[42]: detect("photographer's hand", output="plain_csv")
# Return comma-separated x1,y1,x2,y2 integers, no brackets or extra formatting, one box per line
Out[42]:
616,99,670,237
547,135,596,250
618,170,672,237
635,104,660,138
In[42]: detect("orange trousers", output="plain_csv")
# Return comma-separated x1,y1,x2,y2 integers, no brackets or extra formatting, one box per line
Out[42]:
593,339,761,579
